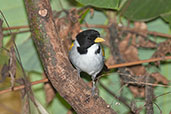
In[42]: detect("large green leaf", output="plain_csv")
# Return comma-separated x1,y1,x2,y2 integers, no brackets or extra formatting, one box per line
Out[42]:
122,0,171,21
75,0,119,9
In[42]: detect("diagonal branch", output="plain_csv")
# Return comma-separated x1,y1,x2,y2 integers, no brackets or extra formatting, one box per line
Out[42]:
24,0,116,114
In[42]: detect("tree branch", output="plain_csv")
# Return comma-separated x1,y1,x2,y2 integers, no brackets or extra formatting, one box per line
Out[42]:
24,0,116,113
145,75,154,114
0,78,48,94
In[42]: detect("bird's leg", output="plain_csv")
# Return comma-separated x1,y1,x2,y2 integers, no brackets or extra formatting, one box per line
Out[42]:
91,76,96,96
84,76,97,102
76,69,81,80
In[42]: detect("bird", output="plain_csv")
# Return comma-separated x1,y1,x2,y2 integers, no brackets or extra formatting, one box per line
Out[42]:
69,29,106,96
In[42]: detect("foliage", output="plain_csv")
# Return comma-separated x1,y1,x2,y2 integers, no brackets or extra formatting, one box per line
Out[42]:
0,0,171,114
121,0,171,21
75,0,119,9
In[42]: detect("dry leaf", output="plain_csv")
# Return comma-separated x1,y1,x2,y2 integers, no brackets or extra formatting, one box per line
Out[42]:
129,86,145,98
119,34,146,76
119,31,146,97
0,64,9,83
137,37,157,48
54,8,81,54
69,8,79,24
9,46,16,88
42,74,55,104
134,22,157,48
105,55,116,66
22,95,30,114
150,72,168,85
44,82,55,104
152,39,171,66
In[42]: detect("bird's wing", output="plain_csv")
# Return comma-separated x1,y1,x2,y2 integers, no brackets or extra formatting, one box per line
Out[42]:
69,43,74,51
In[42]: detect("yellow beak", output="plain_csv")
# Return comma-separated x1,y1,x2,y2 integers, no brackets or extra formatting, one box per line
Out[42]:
94,37,105,43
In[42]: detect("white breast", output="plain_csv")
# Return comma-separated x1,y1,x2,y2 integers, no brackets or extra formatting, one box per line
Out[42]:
69,40,104,77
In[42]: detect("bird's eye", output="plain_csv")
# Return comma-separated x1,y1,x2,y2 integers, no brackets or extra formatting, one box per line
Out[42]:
88,37,91,40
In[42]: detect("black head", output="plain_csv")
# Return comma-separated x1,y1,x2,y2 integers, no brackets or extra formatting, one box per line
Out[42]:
76,29,100,48
76,29,103,54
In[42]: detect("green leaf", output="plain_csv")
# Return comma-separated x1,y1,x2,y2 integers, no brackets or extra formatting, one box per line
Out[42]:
121,0,171,21
17,38,43,72
75,0,119,9
79,9,90,23
161,12,171,24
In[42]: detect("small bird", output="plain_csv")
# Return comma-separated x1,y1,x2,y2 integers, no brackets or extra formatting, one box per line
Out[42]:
69,29,105,96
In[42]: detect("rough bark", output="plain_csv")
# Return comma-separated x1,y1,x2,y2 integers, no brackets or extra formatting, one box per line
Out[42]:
145,75,154,114
24,0,116,113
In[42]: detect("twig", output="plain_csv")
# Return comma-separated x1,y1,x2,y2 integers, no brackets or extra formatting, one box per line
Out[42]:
153,91,171,100
2,25,29,31
81,24,171,39
119,26,171,39
81,24,108,29
99,81,135,113
0,10,27,78
153,102,162,114
3,30,30,36
0,78,48,94
2,24,171,39
125,81,170,88
0,56,171,95
108,56,171,69
153,91,171,114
